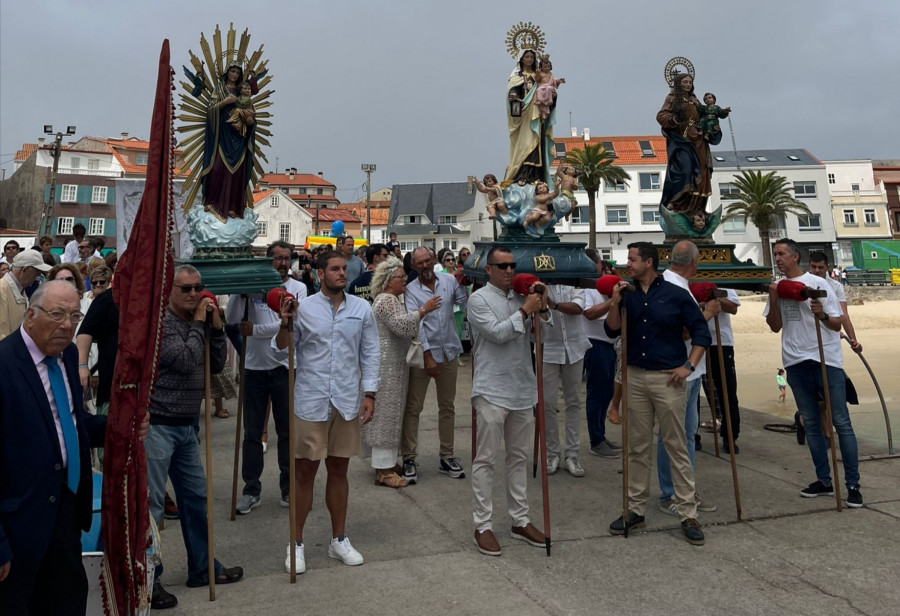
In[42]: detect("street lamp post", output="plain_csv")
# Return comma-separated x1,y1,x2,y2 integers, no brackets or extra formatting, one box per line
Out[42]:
40,125,76,238
361,163,376,241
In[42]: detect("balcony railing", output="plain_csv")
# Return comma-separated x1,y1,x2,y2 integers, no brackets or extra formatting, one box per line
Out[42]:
57,167,122,178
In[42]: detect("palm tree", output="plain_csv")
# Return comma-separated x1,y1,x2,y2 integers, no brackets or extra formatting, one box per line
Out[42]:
723,169,812,269
564,144,631,249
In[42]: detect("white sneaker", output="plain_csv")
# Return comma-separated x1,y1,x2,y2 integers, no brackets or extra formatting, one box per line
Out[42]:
280,495,290,508
328,537,364,566
284,543,306,574
547,456,560,475
564,457,585,478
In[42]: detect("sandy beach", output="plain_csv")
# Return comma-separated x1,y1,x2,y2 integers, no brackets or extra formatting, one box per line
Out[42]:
728,293,899,452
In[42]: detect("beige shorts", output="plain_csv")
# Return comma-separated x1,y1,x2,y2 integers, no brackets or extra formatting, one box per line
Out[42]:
294,407,360,461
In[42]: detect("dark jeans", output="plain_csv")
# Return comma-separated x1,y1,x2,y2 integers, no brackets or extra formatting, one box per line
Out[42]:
243,367,291,499
584,339,616,447
786,360,860,489
701,345,740,441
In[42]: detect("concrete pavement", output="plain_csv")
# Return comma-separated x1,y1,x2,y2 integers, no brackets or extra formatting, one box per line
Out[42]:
157,363,900,615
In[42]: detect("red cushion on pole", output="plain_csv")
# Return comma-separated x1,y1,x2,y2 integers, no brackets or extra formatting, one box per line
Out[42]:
199,290,218,307
266,287,295,313
512,273,540,296
688,282,717,303
776,279,809,301
596,274,623,297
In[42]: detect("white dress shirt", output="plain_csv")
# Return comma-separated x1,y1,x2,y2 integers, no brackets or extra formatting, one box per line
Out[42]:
404,272,468,363
541,285,590,364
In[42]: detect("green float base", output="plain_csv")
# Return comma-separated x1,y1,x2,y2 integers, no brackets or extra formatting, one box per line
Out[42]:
655,243,772,290
176,257,282,296
463,241,598,285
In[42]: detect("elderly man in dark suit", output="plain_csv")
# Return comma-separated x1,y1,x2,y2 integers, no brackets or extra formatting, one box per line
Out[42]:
0,280,137,614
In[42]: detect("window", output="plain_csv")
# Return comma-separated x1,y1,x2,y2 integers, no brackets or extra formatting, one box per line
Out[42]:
91,186,107,204
797,214,821,231
438,215,457,224
787,155,800,161
864,209,878,225
722,217,746,234
714,156,726,162
639,173,660,191
316,188,323,195
399,241,419,251
745,156,758,162
828,173,836,184
571,206,590,224
851,183,860,193
60,184,78,202
279,223,291,243
554,142,567,160
641,205,660,224
136,154,148,165
606,206,628,224
793,181,817,197
599,248,612,261
256,220,268,237
441,239,458,250
297,188,307,194
57,217,74,235
756,156,768,162
604,179,626,192
70,157,81,169
403,215,420,224
843,209,857,226
638,140,654,157
719,183,740,198
87,158,100,170
271,194,279,208
89,218,105,235
601,141,617,158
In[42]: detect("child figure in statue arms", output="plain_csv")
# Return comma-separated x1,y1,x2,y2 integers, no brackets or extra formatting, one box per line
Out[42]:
698,92,731,141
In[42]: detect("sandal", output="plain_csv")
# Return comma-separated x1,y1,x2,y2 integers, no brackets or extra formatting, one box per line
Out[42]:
214,408,230,418
608,409,622,425
375,470,408,489
185,565,244,588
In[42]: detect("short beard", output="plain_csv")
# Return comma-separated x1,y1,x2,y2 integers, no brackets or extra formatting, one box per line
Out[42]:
419,268,435,281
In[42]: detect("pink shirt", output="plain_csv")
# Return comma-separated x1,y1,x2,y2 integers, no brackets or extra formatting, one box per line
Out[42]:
21,326,76,467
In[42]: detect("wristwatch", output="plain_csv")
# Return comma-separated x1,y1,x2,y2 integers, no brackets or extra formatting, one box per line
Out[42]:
683,361,695,372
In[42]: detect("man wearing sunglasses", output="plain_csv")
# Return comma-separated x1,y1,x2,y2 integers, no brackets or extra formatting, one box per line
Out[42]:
466,245,550,557
145,265,243,606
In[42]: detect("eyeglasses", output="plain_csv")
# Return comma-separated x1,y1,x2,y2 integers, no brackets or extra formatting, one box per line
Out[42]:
389,273,407,280
177,284,205,293
33,305,83,324
91,279,108,286
488,262,517,270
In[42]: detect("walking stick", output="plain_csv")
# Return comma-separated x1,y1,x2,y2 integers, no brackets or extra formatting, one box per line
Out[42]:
203,311,216,601
705,355,721,459
230,298,250,521
620,304,630,538
532,312,551,556
714,310,742,520
814,305,843,511
841,334,894,455
287,315,298,583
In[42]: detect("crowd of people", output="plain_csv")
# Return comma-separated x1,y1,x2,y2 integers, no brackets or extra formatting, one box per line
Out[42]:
0,232,867,612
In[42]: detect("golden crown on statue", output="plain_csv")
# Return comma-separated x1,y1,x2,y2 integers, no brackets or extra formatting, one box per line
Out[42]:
506,21,547,58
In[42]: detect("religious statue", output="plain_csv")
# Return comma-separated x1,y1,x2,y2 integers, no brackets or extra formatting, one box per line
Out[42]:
656,57,724,242
178,24,274,254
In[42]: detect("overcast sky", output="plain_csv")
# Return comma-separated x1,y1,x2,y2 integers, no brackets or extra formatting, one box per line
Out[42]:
2,0,898,202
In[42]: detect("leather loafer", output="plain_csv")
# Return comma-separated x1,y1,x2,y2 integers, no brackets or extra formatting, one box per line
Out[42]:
681,518,705,546
510,523,546,548
474,529,501,556
609,512,645,535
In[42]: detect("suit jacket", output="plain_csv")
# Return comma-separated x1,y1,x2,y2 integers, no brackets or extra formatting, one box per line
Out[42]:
0,328,106,570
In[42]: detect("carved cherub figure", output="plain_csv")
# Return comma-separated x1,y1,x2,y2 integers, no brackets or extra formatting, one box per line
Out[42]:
523,181,560,228
470,173,507,219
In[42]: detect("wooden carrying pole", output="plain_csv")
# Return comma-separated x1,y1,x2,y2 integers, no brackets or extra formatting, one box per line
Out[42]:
230,298,250,521
814,312,843,511
532,313,551,556
203,315,216,601
705,353,721,459
714,312,742,520
288,316,298,582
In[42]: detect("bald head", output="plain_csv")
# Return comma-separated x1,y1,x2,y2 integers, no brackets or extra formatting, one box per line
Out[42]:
670,240,700,275
25,280,81,357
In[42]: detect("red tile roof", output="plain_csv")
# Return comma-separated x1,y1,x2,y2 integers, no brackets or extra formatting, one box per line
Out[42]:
0,228,37,235
308,208,361,223
252,189,276,204
14,143,38,161
352,208,390,225
337,200,390,212
875,170,900,184
555,135,668,165
259,173,336,187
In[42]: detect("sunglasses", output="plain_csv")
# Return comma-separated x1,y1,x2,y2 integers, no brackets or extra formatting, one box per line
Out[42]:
444,257,456,262
91,279,108,286
488,262,517,270
177,284,205,293
56,275,75,281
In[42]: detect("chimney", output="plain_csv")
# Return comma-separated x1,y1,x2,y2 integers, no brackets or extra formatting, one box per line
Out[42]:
583,128,590,141
288,168,295,180
38,137,45,145
120,132,129,140
317,171,323,177
570,127,578,138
